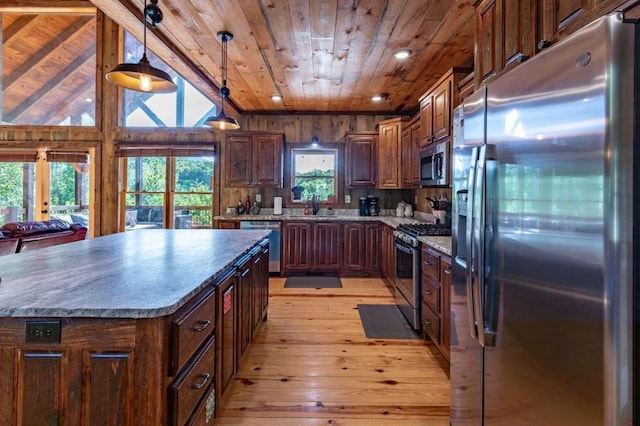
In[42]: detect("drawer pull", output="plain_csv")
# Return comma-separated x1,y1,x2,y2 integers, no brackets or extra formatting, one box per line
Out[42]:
191,373,211,390
423,318,432,326
444,265,452,274
191,320,211,332
424,290,433,296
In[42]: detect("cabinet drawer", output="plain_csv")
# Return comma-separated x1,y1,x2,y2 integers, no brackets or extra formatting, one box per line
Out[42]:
421,301,441,344
187,382,216,425
171,336,216,426
421,247,440,281
422,275,441,313
172,287,216,374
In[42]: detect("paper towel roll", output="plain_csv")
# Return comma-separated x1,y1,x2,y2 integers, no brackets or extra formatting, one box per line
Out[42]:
273,197,283,215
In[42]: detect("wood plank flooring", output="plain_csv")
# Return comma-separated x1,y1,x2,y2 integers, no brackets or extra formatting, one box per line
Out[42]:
214,277,450,425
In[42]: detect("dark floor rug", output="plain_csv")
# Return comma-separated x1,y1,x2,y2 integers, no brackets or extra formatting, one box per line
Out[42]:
284,276,342,288
357,304,420,339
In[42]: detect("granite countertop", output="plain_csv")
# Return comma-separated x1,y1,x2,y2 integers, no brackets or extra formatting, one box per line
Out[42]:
0,229,270,319
215,213,452,256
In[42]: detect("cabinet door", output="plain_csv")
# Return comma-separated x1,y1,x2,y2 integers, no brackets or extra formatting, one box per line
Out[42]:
410,120,421,184
440,256,452,362
377,120,402,189
419,95,433,147
225,136,252,187
282,223,312,271
475,0,501,84
235,257,251,365
502,0,535,67
364,223,381,272
253,134,283,188
343,223,364,271
539,0,591,42
216,274,236,400
345,133,377,187
260,242,269,320
251,250,263,336
433,78,451,141
401,125,413,187
314,223,342,271
215,220,239,229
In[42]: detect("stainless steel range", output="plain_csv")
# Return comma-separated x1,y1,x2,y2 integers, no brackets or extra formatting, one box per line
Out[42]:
393,223,451,330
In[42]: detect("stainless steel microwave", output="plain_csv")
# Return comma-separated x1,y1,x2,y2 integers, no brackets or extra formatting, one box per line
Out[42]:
419,141,449,187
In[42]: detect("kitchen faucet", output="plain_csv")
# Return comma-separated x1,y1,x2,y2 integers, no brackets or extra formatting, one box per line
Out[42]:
311,195,319,215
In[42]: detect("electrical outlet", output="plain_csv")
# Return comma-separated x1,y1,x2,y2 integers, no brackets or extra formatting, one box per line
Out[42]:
414,195,418,205
255,194,261,203
25,320,61,344
345,195,351,204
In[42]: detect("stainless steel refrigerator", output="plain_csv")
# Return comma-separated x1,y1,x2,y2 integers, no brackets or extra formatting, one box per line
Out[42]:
451,13,636,426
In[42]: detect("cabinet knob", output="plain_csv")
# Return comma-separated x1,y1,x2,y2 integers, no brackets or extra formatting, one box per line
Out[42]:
424,290,433,296
191,372,211,390
537,40,552,50
191,320,210,333
423,318,432,326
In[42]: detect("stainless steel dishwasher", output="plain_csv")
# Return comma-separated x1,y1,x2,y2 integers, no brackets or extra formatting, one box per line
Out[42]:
239,221,281,273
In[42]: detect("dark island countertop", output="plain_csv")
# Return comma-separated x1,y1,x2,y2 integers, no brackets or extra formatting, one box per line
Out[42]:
0,229,270,319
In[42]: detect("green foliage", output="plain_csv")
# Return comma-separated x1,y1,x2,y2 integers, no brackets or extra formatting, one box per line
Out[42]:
0,163,24,207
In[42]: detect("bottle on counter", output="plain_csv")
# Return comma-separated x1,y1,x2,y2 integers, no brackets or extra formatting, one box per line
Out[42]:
245,195,251,214
236,200,245,215
304,204,311,215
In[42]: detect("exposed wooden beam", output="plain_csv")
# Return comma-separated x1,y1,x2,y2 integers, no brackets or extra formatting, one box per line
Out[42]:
0,1,95,15
3,46,95,122
4,15,93,88
3,15,37,42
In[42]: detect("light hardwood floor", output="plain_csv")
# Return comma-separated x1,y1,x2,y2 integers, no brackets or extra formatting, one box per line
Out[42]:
214,277,450,425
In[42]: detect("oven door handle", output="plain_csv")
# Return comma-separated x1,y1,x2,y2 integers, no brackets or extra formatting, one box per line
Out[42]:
395,241,416,255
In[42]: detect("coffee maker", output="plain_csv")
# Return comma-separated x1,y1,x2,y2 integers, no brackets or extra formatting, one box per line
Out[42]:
358,197,369,216
368,197,380,216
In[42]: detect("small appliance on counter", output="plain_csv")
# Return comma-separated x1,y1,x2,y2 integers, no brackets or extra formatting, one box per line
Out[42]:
368,196,380,216
359,197,370,216
273,197,283,215
396,201,406,217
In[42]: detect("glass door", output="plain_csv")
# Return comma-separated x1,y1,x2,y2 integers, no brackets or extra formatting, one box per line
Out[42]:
0,149,92,230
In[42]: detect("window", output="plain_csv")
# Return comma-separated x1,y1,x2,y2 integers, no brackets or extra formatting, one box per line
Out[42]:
122,31,217,127
291,148,338,203
118,147,215,230
2,12,97,126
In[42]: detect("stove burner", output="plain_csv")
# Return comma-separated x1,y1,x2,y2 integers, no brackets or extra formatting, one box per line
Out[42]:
397,223,451,237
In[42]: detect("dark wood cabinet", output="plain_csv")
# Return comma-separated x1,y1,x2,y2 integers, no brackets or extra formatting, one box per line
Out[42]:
215,220,240,229
216,273,236,402
259,240,270,321
377,117,406,189
224,132,284,188
380,224,395,285
364,223,381,271
282,222,312,271
433,78,452,142
343,223,380,273
420,245,451,362
314,222,343,271
235,255,252,366
345,131,377,187
402,117,421,188
419,94,433,147
475,0,501,84
250,247,263,337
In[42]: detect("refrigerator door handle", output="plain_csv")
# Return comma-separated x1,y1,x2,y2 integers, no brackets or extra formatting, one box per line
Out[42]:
473,144,497,347
465,146,479,339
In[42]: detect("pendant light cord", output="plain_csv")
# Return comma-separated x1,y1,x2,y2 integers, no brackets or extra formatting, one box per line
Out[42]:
142,0,148,58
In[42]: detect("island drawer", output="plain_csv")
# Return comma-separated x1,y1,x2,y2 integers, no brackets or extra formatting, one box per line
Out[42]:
421,247,440,282
421,301,441,345
170,336,215,426
171,286,216,375
188,384,216,425
422,274,441,313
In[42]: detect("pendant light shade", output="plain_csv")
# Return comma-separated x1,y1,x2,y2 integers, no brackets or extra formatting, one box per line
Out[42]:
205,31,240,130
106,0,177,93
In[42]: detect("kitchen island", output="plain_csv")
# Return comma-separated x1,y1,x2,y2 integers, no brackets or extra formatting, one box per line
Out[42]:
0,229,270,425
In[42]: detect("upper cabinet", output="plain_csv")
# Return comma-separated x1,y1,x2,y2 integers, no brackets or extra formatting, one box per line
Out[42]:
419,69,469,148
224,132,284,188
345,131,377,188
475,0,629,86
401,116,421,188
377,117,407,189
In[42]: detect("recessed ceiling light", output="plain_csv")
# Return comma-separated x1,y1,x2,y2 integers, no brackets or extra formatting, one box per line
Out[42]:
85,98,93,103
371,95,383,102
393,49,411,59
271,94,282,101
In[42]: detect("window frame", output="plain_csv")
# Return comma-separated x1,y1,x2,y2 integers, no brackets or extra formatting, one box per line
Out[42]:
285,143,343,206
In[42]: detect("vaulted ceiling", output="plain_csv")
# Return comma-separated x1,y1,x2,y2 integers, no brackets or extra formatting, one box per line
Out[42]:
3,0,476,121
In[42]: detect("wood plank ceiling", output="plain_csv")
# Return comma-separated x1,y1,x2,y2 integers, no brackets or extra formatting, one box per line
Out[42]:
92,0,476,114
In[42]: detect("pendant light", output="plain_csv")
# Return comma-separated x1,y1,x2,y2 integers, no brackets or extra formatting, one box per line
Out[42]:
105,0,177,93
204,31,240,130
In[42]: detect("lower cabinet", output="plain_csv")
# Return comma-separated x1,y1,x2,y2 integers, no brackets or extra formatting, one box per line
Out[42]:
216,271,237,406
381,224,395,284
283,222,381,276
421,245,451,362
